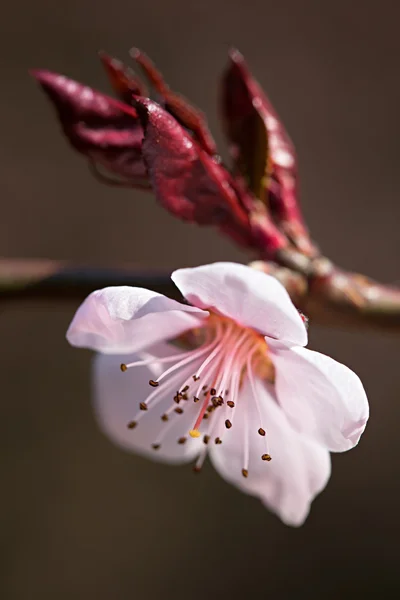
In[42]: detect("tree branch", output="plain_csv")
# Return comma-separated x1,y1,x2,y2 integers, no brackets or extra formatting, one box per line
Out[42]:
1,257,399,334
0,258,178,304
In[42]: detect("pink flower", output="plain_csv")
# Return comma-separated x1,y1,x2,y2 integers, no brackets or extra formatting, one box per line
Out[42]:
67,263,368,526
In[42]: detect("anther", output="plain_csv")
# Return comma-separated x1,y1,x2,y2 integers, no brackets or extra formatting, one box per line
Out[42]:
152,443,161,450
139,402,148,411
258,428,266,436
203,413,209,420
161,414,169,422
210,388,216,395
127,421,137,429
149,379,159,387
225,419,232,429
120,363,127,372
193,375,200,381
212,397,219,408
203,435,210,445
178,436,187,444
193,396,200,403
262,454,272,461
174,407,184,415
202,385,208,391
215,437,222,445
189,429,201,438
192,465,202,473
242,468,248,478
174,392,182,404
181,385,189,393
227,400,235,408
207,405,214,413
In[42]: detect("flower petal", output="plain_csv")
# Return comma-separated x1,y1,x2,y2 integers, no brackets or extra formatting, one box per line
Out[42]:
93,349,205,463
172,262,307,346
208,378,331,526
270,344,369,452
66,286,208,354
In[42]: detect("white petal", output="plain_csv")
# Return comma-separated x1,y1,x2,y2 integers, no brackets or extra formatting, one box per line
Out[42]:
270,345,369,452
66,286,208,354
172,262,307,346
208,378,331,526
93,350,205,463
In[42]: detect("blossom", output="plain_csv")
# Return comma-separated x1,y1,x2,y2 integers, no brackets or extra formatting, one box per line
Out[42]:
66,262,368,526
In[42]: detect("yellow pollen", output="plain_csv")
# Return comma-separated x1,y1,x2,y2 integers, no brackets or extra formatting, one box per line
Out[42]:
189,429,201,438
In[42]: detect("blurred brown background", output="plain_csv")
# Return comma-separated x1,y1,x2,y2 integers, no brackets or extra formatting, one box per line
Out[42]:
1,0,400,598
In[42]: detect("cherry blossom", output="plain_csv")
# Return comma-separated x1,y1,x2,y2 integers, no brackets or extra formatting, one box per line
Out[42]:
67,262,368,525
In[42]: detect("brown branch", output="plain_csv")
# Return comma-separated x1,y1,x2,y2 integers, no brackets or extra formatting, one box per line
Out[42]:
0,258,178,304
1,257,399,334
251,260,400,334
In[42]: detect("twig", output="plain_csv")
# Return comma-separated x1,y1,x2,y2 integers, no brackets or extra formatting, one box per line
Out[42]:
0,258,178,304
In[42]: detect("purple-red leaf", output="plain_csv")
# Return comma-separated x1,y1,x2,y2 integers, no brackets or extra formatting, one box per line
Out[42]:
131,48,218,156
32,69,150,187
222,50,313,254
133,97,286,255
99,51,148,104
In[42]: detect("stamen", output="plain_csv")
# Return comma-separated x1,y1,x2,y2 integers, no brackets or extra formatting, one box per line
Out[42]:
193,448,207,473
215,437,222,444
139,402,148,411
203,435,210,444
209,333,256,449
189,429,201,438
127,421,137,429
247,353,271,461
121,335,221,371
154,324,225,385
262,454,272,461
242,394,250,474
152,443,161,450
178,437,187,444
130,363,199,425
227,401,235,408
174,407,184,415
149,379,159,387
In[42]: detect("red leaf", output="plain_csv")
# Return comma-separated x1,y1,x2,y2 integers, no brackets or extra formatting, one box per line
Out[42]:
32,69,150,187
99,51,148,104
133,97,286,255
131,48,217,156
222,50,313,254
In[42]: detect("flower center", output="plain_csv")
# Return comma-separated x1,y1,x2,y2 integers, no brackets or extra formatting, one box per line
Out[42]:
121,313,273,473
